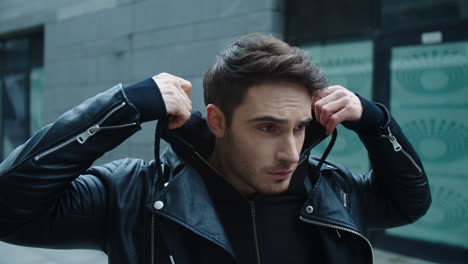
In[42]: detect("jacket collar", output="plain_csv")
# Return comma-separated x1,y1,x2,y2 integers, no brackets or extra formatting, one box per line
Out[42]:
151,112,364,251
160,111,329,162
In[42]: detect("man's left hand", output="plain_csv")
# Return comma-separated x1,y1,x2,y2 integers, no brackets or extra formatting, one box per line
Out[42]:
312,85,363,135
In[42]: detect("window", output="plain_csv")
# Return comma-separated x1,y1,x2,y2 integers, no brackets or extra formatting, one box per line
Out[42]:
388,40,468,249
286,0,376,44
382,0,466,30
0,31,43,159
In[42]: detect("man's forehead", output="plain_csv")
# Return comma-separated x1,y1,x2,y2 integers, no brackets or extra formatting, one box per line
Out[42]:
245,80,311,99
240,101,312,126
248,115,313,125
241,82,312,111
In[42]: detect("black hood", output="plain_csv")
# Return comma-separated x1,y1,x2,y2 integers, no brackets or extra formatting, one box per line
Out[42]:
156,112,336,173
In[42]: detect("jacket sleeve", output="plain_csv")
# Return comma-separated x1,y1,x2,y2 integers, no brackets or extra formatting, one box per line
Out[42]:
350,104,431,229
0,81,163,249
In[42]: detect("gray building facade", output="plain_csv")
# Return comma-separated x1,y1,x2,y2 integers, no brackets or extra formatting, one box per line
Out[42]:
0,0,284,164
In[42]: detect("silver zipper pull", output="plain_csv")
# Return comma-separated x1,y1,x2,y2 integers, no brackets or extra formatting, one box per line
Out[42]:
76,124,100,144
383,127,402,152
342,192,348,208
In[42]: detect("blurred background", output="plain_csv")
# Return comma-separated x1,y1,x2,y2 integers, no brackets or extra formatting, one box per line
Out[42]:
0,0,467,263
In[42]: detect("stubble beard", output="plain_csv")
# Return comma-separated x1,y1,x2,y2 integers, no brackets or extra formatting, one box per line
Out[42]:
221,132,291,196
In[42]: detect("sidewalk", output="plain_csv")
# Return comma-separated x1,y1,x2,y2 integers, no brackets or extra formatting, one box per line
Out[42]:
0,242,436,264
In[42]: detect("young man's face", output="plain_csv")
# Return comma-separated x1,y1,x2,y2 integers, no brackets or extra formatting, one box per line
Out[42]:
220,81,313,196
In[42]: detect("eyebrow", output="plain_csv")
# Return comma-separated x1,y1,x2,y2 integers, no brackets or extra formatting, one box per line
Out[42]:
248,116,313,126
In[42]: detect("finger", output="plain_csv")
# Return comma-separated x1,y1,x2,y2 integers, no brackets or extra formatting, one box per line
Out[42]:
173,76,192,96
325,108,350,135
314,91,343,124
168,116,184,129
315,89,348,110
317,97,348,126
165,81,192,113
168,108,191,129
176,86,193,112
162,87,191,117
312,85,342,104
314,88,351,122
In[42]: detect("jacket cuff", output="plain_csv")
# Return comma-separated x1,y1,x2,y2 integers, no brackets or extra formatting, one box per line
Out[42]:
342,94,386,136
123,78,167,122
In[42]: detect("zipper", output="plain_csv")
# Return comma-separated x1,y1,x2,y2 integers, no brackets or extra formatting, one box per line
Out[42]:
33,137,78,162
150,214,155,264
76,122,137,144
299,216,374,263
195,150,309,263
249,201,262,264
382,127,402,152
34,102,136,161
381,127,422,173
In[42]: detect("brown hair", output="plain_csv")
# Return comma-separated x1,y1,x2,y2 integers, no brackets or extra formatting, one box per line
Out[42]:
203,33,328,126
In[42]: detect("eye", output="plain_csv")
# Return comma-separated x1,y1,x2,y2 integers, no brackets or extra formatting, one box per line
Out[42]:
294,123,308,132
258,124,277,133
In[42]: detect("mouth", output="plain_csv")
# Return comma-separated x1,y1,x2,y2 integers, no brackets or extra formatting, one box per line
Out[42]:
268,170,293,180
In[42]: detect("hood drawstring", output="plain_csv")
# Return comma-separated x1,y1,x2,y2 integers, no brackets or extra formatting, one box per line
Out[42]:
154,118,168,193
315,129,338,176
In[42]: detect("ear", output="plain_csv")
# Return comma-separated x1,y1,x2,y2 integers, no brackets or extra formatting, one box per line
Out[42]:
206,104,226,138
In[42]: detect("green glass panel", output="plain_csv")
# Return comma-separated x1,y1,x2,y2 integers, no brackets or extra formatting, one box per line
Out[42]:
388,41,468,249
30,67,43,135
303,41,373,174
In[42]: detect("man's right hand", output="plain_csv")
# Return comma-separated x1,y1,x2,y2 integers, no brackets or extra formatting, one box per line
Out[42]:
152,73,192,129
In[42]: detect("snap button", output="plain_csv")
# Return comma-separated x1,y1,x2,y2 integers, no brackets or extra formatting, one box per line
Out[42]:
306,205,314,214
154,201,164,210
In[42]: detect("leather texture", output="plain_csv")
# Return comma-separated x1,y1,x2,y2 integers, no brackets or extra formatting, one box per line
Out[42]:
0,84,431,264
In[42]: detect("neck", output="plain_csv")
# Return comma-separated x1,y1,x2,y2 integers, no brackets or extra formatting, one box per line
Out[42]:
208,141,256,198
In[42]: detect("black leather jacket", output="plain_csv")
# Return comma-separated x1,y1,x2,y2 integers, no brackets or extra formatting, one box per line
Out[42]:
0,84,431,264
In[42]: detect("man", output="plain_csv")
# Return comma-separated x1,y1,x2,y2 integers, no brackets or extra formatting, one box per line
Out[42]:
0,33,430,263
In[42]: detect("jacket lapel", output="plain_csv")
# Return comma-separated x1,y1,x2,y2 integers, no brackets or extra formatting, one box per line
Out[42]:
147,162,235,257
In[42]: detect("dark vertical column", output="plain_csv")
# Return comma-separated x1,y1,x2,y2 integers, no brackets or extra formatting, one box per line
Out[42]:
0,40,4,159
372,36,391,107
3,38,30,156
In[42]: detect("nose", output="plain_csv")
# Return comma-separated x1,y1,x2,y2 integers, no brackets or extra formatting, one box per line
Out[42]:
276,133,300,164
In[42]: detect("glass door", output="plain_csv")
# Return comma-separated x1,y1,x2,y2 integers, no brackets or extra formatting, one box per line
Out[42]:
389,39,468,248
376,27,468,262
